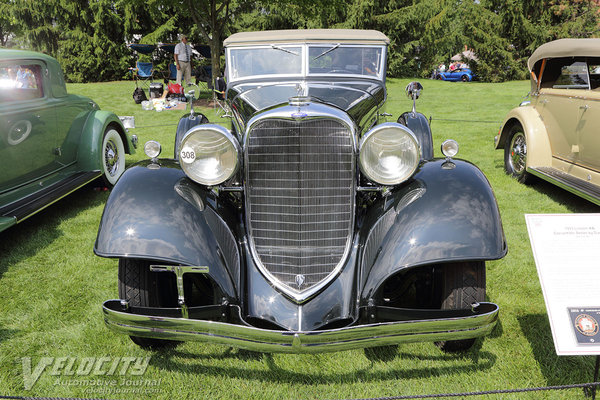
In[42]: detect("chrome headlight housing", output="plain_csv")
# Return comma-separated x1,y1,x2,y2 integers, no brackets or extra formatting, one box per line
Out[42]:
359,123,420,185
179,124,241,186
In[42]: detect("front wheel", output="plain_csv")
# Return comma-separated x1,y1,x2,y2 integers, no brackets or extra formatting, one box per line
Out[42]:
436,262,486,352
461,75,469,82
118,258,180,349
504,124,533,184
101,128,126,186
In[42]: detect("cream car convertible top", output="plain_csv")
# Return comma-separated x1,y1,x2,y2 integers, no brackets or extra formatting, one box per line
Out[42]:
528,38,600,71
224,29,390,46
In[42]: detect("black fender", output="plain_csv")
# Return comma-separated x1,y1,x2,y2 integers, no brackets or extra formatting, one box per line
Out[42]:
174,113,209,159
397,112,433,160
359,159,506,302
94,160,239,300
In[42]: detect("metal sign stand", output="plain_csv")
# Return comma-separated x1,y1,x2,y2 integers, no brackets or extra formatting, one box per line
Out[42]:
585,355,600,399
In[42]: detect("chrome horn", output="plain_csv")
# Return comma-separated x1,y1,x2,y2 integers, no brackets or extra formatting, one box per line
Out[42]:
405,81,423,117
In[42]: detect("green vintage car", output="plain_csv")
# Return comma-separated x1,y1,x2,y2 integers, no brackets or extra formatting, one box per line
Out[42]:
0,49,137,233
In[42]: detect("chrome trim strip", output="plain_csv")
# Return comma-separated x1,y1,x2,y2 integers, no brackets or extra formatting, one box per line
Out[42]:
551,155,600,174
0,161,78,196
243,104,357,303
16,171,102,223
528,167,600,206
103,300,499,354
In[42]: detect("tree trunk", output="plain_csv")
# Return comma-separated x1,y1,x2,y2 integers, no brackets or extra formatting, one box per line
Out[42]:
210,35,222,89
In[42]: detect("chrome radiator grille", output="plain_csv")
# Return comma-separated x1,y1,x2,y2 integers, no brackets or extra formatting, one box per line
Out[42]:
246,118,354,296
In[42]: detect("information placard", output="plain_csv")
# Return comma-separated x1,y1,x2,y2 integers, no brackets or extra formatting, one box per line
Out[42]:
525,214,600,355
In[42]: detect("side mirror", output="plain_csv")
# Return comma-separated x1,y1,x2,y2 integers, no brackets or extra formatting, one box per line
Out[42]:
405,81,423,116
405,81,423,100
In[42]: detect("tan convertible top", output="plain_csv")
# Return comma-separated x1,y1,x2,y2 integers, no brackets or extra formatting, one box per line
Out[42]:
528,38,600,71
224,29,390,46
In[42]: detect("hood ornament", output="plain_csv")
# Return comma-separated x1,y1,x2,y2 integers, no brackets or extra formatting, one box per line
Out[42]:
290,86,309,119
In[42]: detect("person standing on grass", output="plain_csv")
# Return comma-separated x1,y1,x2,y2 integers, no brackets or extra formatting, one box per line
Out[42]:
174,34,193,86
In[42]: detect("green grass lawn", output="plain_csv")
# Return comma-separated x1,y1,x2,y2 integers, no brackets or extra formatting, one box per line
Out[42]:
1,78,599,399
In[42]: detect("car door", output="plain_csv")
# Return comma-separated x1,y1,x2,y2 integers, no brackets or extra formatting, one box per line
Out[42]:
536,59,588,164
0,61,58,193
576,59,600,172
445,70,459,81
54,93,94,166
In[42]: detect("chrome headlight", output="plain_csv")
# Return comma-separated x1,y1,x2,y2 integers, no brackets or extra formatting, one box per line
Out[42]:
359,123,420,185
179,125,241,186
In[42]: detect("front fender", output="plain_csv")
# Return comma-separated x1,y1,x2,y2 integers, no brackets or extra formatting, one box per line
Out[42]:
94,160,238,300
77,110,135,172
360,159,506,301
495,105,552,168
397,111,433,160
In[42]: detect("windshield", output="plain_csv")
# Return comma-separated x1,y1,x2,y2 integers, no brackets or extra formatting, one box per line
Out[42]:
229,46,302,80
227,44,385,81
309,46,382,76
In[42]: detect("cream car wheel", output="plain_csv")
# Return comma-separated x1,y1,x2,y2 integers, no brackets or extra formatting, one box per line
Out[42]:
504,125,533,184
102,128,125,186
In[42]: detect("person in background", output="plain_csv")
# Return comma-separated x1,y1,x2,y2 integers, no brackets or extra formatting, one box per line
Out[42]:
16,66,32,88
432,62,446,79
174,34,193,86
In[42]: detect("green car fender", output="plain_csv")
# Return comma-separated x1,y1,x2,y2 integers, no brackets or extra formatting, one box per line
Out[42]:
76,110,135,172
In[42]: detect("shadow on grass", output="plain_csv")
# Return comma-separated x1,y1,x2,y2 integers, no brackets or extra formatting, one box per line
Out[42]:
148,346,496,384
0,182,109,279
518,313,597,385
0,327,17,345
531,179,600,213
491,161,600,213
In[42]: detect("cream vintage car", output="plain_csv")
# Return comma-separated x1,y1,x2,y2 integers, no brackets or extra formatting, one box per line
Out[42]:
495,38,600,205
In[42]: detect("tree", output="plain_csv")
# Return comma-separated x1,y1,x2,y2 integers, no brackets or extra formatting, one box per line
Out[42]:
186,0,235,84
11,0,134,82
0,0,20,47
131,0,252,87
7,0,600,83
231,0,346,31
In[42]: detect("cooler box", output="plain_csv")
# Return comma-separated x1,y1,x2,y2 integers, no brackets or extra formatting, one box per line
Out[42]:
149,82,163,99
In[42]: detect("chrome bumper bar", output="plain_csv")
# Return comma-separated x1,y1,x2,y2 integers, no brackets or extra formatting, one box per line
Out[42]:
103,300,499,353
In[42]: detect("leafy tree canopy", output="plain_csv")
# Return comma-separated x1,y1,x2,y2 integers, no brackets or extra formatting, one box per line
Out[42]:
4,0,600,82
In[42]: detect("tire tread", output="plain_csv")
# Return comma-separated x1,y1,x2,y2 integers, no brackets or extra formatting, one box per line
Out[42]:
117,259,178,349
437,262,486,352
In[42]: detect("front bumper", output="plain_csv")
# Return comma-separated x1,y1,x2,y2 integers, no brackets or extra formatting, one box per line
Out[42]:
103,300,499,353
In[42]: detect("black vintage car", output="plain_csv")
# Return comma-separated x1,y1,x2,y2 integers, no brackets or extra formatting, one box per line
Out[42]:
97,29,506,353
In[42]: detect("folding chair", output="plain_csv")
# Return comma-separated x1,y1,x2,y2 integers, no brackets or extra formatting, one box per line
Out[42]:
195,65,211,92
128,44,156,90
133,61,154,89
213,76,229,116
167,63,177,81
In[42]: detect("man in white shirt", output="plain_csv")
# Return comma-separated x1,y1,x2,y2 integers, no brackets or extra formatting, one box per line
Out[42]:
174,34,192,86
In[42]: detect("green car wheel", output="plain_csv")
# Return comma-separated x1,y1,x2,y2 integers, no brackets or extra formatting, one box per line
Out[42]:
102,128,126,186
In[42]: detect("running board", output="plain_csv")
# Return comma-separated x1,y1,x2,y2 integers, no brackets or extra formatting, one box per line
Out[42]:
0,171,102,222
528,167,600,206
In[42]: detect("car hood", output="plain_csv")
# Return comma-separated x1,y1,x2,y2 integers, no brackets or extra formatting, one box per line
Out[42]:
228,79,385,131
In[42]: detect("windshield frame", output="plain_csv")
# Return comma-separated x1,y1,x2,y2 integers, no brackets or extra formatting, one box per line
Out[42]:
226,43,387,83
